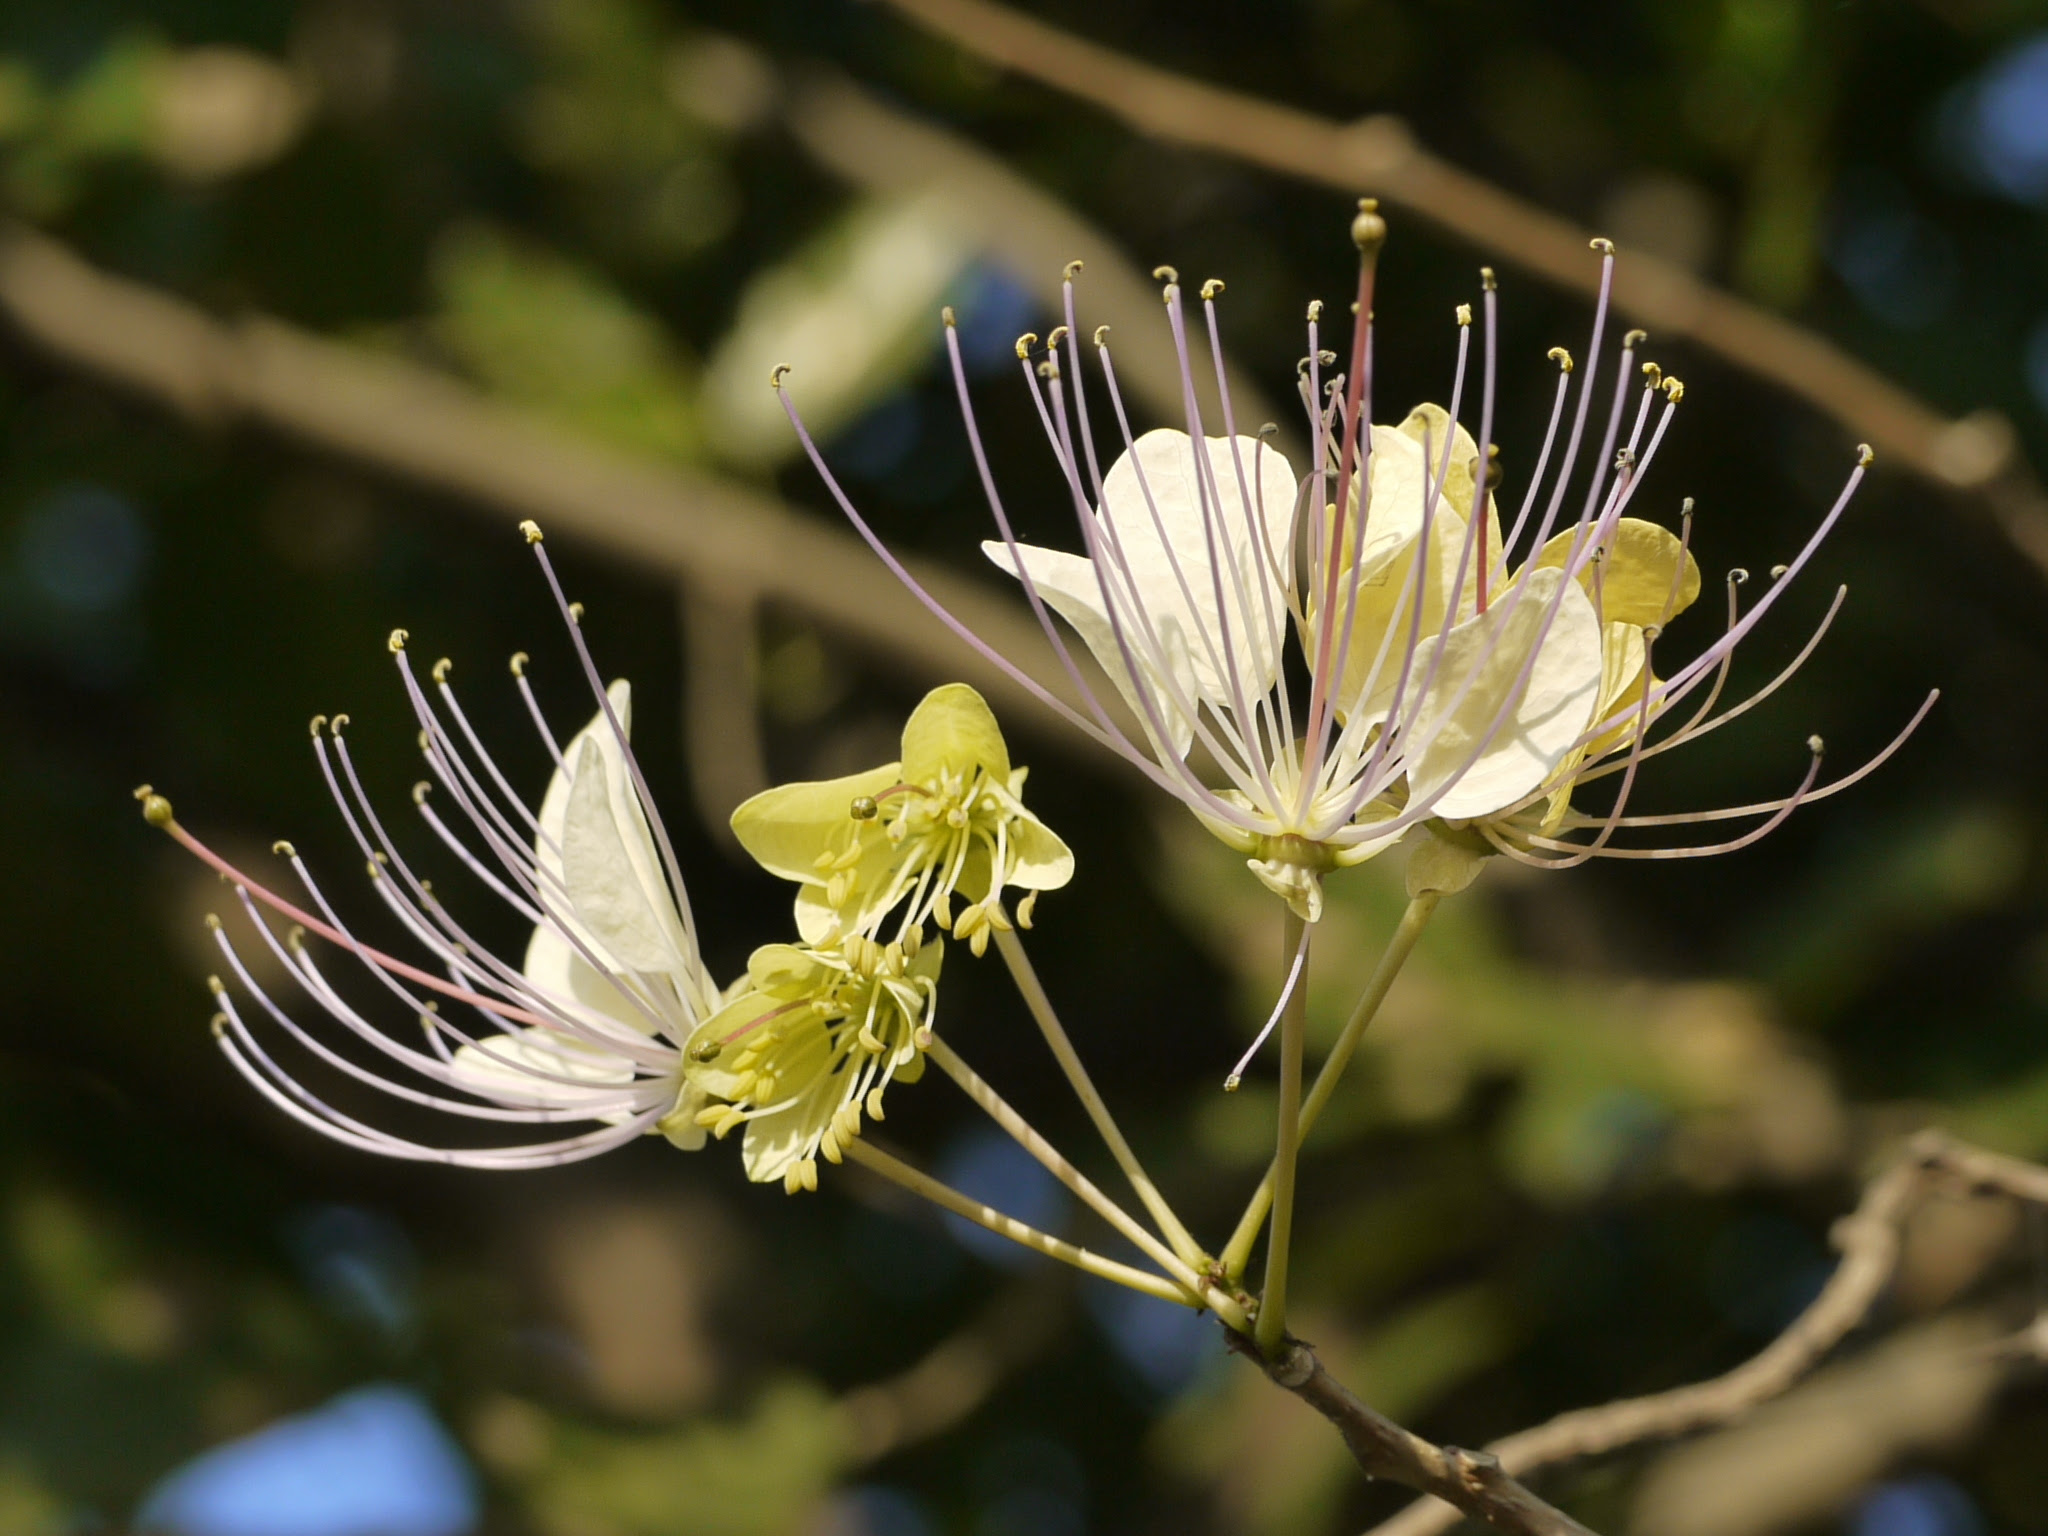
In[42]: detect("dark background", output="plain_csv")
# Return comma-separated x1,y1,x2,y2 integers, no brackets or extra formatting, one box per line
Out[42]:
4,2,2048,1533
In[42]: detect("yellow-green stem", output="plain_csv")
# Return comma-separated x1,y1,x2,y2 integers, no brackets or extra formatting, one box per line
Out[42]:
993,923,1208,1269
1254,907,1309,1355
843,1137,1196,1306
925,1035,1250,1329
1222,892,1439,1282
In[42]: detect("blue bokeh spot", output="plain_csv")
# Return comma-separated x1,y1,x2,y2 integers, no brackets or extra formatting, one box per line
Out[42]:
137,1384,478,1536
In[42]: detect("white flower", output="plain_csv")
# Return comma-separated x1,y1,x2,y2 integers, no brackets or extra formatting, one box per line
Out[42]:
778,217,1928,912
147,536,726,1169
779,223,1620,920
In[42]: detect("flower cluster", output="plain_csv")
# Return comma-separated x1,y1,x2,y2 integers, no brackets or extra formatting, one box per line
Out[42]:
146,527,1069,1194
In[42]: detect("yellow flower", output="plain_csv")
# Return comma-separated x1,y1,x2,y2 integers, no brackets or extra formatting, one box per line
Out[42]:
685,934,943,1193
730,683,1073,952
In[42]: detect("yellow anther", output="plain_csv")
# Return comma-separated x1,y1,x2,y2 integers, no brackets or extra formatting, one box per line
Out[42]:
1063,258,1084,280
287,925,305,951
941,305,957,327
1807,735,1826,755
1306,298,1324,323
1857,443,1875,468
1351,197,1387,253
799,1158,819,1193
272,839,296,858
1152,265,1179,286
1017,890,1039,929
134,785,175,828
331,714,349,734
1223,1072,1242,1092
207,974,225,996
1047,325,1069,350
1622,330,1646,351
1455,303,1472,327
204,913,222,931
520,520,543,543
1729,567,1751,585
387,628,408,653
1014,331,1038,360
366,859,382,879
308,714,326,737
1641,362,1663,389
865,1087,888,1120
432,658,452,684
412,782,432,805
1480,266,1497,291
769,363,790,388
819,1128,842,1164
1770,564,1789,579
1092,324,1111,347
1548,346,1574,374
1201,278,1225,300
902,926,922,960
509,651,529,677
1590,236,1615,255
1663,378,1685,403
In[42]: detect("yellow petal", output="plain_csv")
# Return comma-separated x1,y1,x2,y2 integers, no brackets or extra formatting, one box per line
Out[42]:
729,762,901,884
1007,814,1075,891
900,683,1010,786
1530,518,1700,629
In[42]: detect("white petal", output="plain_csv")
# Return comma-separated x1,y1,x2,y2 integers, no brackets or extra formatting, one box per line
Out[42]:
562,735,692,973
1095,428,1290,710
530,683,718,1017
982,537,1198,758
1405,567,1603,821
521,923,662,1039
449,1026,638,1110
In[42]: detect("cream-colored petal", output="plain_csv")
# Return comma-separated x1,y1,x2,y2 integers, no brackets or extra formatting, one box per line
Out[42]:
982,537,1199,757
1530,517,1701,629
1406,566,1603,821
1318,502,1471,726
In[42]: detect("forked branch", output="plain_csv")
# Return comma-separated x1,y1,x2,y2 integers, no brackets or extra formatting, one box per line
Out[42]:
1363,1130,2048,1536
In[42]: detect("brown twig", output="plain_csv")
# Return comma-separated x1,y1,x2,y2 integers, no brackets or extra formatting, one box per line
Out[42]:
1364,1130,2047,1536
0,222,1114,750
876,0,2048,581
1224,1331,1598,1536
